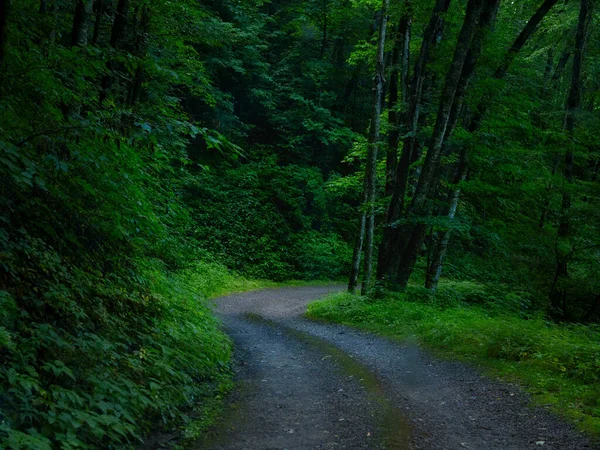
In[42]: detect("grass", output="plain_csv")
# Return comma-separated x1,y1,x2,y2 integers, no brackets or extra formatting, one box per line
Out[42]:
168,263,343,448
184,260,344,300
306,283,600,437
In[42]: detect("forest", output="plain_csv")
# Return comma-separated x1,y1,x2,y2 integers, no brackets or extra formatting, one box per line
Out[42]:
0,0,599,448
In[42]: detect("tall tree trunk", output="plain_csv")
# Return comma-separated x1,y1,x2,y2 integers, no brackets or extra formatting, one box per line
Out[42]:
422,0,562,289
361,0,390,295
549,0,592,316
0,0,9,63
92,0,106,46
422,0,499,290
109,0,129,48
347,9,387,294
72,0,94,47
100,0,129,102
392,0,500,290
385,14,411,197
377,0,451,283
348,206,367,293
425,148,468,291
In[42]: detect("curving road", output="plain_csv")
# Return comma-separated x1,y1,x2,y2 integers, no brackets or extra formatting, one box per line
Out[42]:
194,286,596,450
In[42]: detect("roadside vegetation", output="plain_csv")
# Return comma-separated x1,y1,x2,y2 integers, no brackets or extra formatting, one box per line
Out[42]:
308,284,600,435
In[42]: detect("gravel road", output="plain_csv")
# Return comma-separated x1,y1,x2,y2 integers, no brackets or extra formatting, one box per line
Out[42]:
193,286,597,450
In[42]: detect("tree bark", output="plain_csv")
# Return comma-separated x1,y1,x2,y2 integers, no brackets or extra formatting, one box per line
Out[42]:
422,0,562,289
412,0,488,210
425,148,468,291
361,0,390,295
393,0,499,289
422,0,500,290
72,0,94,47
385,15,411,197
377,0,450,283
109,0,129,49
92,0,106,46
100,0,129,102
348,207,367,294
549,0,592,315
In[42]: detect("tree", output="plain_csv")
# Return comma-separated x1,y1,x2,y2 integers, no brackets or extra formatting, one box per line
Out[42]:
425,0,563,291
378,0,500,290
377,0,451,284
549,0,595,318
71,0,94,47
349,0,390,294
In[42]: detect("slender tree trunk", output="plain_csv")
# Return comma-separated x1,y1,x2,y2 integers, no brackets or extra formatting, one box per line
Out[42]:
422,0,562,289
72,0,94,47
361,0,390,295
549,0,592,316
347,14,378,294
100,0,129,102
422,0,499,290
92,0,106,46
385,14,411,197
393,0,499,289
384,25,402,198
39,0,48,14
0,0,9,63
109,0,129,48
412,0,488,210
425,148,469,291
348,207,367,293
377,0,450,282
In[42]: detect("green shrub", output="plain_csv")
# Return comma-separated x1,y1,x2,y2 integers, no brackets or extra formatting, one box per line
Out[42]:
293,232,352,280
0,254,237,449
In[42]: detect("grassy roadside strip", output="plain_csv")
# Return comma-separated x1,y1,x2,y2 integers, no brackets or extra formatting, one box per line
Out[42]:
306,290,600,437
169,264,342,448
149,261,271,449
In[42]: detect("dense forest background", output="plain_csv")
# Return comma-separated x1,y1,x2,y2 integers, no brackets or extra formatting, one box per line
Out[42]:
0,0,599,447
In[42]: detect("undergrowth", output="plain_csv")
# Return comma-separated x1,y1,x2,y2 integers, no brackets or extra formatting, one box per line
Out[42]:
307,282,600,436
0,256,265,449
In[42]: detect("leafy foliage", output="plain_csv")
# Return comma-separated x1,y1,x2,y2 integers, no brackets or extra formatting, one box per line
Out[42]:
0,0,360,447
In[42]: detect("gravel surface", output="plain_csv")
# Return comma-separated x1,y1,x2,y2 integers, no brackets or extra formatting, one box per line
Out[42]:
193,286,597,450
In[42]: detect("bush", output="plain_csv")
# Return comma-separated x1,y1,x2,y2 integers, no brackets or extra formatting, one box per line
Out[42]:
0,255,237,449
293,232,353,280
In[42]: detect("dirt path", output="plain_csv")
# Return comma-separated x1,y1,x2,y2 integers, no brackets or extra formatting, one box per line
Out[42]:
194,286,596,450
